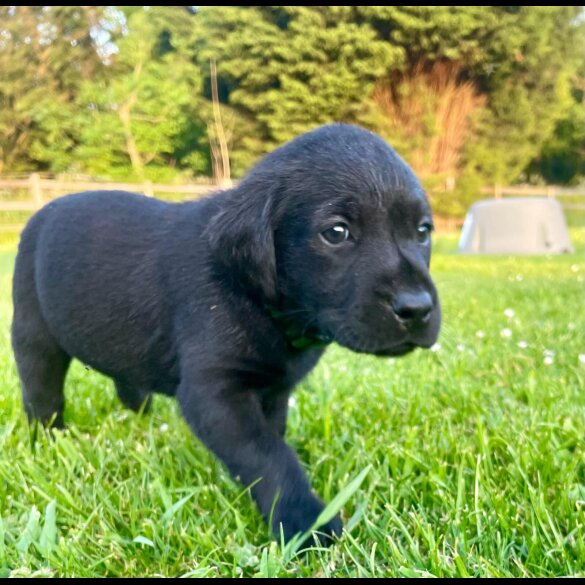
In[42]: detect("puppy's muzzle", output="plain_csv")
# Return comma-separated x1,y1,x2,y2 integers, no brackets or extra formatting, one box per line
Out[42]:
391,290,433,328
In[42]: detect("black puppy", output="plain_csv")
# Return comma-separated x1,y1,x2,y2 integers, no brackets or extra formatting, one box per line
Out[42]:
12,124,440,544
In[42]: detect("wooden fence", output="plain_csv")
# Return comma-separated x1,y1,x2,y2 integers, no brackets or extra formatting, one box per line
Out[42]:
0,174,220,231
0,174,583,232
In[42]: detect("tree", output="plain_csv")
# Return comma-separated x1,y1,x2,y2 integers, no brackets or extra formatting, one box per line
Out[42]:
0,6,105,174
355,6,584,214
194,6,400,174
357,7,496,187
532,99,585,186
195,6,583,203
73,7,207,180
527,69,585,186
465,7,583,183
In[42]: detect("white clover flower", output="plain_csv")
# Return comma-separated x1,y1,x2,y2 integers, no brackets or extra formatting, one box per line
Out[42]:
543,356,554,366
543,349,555,357
430,343,441,353
500,328,512,339
516,274,524,282
579,354,585,365
476,330,485,339
456,344,465,352
570,264,580,273
517,341,528,349
288,396,297,408
159,423,169,433
504,308,515,319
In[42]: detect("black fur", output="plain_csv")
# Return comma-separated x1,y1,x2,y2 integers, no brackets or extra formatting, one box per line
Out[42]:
11,124,441,545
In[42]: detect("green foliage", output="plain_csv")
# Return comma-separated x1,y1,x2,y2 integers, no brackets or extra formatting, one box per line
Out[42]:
352,6,584,215
529,91,585,185
72,7,208,180
357,6,500,64
0,6,106,174
195,6,401,173
461,7,584,188
1,234,585,576
0,6,583,202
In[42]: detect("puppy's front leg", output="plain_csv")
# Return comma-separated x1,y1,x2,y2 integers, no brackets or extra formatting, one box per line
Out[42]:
260,390,290,437
176,376,342,544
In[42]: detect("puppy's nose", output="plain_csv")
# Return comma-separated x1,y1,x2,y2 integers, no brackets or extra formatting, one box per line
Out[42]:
392,291,433,325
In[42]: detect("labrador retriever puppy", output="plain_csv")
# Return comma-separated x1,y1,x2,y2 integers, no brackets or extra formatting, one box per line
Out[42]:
12,124,440,545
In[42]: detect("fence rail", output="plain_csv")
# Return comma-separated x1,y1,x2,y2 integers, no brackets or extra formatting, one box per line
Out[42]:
0,174,220,230
0,173,218,201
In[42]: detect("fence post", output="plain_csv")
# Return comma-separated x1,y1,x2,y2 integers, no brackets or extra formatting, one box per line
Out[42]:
143,180,154,197
29,173,43,208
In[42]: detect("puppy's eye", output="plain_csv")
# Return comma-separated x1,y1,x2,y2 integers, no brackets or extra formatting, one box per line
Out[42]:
417,223,432,245
321,223,350,245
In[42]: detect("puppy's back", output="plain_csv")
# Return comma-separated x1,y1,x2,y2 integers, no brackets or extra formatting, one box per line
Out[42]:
14,190,176,379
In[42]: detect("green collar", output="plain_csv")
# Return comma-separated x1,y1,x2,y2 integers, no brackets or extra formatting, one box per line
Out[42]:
266,305,332,350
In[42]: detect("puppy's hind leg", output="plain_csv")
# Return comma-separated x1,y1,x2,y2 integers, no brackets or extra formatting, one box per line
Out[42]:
114,380,152,414
12,226,71,428
12,320,71,429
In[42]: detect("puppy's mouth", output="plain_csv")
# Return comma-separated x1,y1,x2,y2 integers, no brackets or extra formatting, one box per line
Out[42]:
372,342,418,357
328,322,438,356
328,326,424,357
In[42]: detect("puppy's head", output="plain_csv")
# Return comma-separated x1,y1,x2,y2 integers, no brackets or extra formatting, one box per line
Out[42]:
208,124,441,356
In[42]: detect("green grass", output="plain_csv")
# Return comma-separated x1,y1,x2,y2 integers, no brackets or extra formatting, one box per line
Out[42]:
1,230,584,577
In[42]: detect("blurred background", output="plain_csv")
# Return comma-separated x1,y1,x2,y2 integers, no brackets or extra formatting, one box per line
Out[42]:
0,6,584,231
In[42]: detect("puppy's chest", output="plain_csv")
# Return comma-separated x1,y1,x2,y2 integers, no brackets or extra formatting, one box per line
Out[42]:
235,348,322,394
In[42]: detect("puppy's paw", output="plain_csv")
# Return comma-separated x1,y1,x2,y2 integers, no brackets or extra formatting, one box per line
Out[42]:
301,513,343,550
272,493,343,548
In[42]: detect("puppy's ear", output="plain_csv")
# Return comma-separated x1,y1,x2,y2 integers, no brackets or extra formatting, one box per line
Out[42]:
206,187,278,301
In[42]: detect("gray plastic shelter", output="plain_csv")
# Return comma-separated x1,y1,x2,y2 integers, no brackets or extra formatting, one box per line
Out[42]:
458,197,574,255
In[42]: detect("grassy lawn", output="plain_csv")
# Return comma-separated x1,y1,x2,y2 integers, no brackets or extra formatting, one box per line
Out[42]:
0,230,584,577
